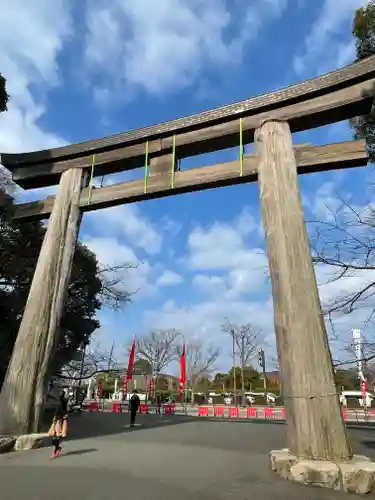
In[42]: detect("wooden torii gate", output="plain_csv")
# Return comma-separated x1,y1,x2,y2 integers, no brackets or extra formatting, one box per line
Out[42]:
0,55,374,463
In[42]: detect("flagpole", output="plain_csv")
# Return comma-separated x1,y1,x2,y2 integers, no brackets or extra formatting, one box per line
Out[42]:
107,340,114,372
232,332,237,407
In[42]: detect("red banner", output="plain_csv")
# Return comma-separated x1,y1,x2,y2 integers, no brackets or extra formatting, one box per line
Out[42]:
148,378,155,396
97,379,102,398
123,341,136,396
179,344,186,400
123,378,128,394
127,342,136,380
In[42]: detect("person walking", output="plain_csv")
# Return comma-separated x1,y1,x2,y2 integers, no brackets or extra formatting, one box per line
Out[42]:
48,390,68,458
129,389,140,428
156,394,162,414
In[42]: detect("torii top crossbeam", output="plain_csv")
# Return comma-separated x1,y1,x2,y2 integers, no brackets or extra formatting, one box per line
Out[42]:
1,55,375,221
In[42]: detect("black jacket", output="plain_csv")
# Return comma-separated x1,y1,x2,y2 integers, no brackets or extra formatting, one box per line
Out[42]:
129,394,140,412
54,396,68,418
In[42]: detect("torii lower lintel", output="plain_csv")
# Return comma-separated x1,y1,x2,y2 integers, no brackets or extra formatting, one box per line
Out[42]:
12,139,368,222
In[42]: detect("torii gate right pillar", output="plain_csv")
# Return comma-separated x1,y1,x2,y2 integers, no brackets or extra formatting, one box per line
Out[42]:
255,119,351,462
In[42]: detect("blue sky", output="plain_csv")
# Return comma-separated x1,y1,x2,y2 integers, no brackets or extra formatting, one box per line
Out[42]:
0,0,374,373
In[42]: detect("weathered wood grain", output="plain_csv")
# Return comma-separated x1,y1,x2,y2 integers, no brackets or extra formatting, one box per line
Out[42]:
256,120,351,460
161,78,374,154
148,154,176,177
3,54,375,166
12,140,368,221
0,167,85,434
8,77,375,189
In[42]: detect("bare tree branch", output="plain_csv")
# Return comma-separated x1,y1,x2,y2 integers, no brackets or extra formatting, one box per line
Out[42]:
177,339,220,391
222,318,265,400
133,329,181,374
97,262,138,309
309,195,375,324
307,193,375,368
57,343,118,381
222,318,264,367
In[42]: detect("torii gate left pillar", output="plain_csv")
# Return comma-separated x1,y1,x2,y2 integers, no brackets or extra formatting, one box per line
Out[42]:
0,167,86,435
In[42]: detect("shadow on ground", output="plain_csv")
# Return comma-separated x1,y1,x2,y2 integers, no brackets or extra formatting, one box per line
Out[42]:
60,448,98,457
42,413,200,440
39,411,375,458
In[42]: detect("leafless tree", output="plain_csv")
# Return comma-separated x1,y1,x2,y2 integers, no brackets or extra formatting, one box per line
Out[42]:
307,193,375,370
58,342,118,381
222,318,264,401
177,339,220,404
133,329,181,376
96,262,137,310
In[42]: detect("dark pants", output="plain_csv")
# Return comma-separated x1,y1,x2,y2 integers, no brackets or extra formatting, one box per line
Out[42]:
130,409,137,426
51,435,61,452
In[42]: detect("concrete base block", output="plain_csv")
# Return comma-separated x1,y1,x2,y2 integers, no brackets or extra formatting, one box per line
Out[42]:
340,457,375,494
14,433,50,451
0,436,16,454
270,449,298,479
270,449,375,495
290,459,340,490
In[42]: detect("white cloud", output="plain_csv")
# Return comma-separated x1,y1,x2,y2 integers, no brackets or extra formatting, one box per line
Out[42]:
303,181,345,221
84,0,288,99
293,0,368,77
192,275,226,295
84,204,162,255
83,236,154,296
144,297,275,370
0,0,72,153
144,209,274,368
144,182,375,367
156,270,183,287
187,208,267,297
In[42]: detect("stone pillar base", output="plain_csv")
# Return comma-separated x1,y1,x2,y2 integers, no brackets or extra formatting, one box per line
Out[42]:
271,449,375,495
14,433,50,451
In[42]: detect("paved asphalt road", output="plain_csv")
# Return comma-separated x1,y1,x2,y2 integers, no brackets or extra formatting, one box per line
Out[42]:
1,414,375,500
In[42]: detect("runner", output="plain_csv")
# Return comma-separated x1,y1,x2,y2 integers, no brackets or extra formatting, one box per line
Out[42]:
48,390,68,458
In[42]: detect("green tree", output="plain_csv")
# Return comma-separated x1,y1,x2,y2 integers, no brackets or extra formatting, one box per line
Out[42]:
227,366,262,391
133,358,152,375
213,372,228,391
351,1,375,161
0,72,9,112
334,369,358,390
0,214,103,387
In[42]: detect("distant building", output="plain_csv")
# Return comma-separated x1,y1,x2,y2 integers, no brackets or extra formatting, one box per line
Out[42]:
265,371,280,386
114,367,178,392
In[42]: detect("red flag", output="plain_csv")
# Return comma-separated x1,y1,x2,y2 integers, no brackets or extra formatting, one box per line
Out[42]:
179,344,186,398
127,341,136,380
123,379,128,394
97,379,102,398
148,378,155,396
123,341,136,395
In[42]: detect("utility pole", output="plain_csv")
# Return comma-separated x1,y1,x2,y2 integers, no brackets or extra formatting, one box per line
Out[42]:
241,334,245,405
232,333,237,406
258,348,268,405
107,340,114,372
76,341,87,404
353,329,368,417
